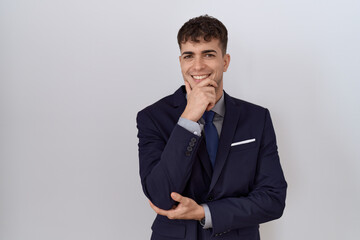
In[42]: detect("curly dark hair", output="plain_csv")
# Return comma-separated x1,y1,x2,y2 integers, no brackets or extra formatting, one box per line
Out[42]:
177,15,228,55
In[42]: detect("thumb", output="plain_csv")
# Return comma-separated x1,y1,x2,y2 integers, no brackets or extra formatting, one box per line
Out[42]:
184,81,192,94
171,192,183,202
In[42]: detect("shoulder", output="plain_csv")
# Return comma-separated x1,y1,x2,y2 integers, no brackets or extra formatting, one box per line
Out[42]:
225,91,269,114
224,92,275,135
224,91,273,130
137,86,185,123
139,94,173,114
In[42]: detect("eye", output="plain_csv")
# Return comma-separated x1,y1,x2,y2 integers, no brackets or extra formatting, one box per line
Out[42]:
205,54,215,58
183,55,193,59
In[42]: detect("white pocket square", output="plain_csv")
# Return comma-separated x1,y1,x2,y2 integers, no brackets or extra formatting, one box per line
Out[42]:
231,138,256,147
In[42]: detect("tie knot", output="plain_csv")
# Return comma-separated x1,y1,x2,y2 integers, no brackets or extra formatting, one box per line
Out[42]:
203,111,215,123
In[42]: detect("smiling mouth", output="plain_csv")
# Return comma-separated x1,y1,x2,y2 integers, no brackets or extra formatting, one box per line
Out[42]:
191,74,211,81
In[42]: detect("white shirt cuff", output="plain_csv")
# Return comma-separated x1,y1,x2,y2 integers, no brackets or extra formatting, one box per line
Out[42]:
178,117,201,136
201,204,213,229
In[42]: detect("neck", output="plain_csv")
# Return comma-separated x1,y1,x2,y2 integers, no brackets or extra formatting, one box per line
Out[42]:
215,81,223,103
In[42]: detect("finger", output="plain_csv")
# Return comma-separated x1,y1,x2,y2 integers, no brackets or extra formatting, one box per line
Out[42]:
149,200,160,212
206,98,216,111
202,90,216,100
206,103,215,111
196,79,218,88
171,192,183,203
202,86,217,95
205,93,216,111
184,81,192,94
209,71,220,84
149,200,171,216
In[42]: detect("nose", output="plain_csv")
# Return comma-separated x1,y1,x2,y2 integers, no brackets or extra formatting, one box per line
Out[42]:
193,56,205,71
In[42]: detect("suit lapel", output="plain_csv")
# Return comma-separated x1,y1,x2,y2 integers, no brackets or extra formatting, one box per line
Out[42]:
209,92,241,192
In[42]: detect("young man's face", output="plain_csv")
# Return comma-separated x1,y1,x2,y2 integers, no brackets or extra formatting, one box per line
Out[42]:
179,38,230,92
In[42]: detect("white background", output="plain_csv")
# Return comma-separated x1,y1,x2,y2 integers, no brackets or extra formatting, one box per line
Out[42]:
1,0,360,239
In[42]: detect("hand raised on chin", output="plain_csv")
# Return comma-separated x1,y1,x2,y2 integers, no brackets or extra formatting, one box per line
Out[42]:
149,192,205,221
181,79,218,122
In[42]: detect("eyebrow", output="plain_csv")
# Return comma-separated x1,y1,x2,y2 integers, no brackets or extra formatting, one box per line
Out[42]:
181,49,217,56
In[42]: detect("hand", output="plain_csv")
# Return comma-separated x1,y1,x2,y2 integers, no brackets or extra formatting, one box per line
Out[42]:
181,79,218,122
149,192,205,221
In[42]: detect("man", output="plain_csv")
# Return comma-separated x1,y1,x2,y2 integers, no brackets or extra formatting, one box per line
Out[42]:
136,15,287,240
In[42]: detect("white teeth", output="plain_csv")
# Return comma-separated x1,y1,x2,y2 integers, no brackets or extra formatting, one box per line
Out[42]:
192,75,209,80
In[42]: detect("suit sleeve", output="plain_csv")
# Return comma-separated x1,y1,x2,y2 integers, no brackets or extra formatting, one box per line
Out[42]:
207,109,287,235
136,108,202,210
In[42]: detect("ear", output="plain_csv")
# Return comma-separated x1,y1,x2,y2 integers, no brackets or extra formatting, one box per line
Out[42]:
223,54,230,72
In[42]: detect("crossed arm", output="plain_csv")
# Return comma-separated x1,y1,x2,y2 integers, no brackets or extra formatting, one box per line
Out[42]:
149,192,205,221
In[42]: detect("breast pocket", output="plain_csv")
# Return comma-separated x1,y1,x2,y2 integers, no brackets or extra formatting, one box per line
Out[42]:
230,138,257,152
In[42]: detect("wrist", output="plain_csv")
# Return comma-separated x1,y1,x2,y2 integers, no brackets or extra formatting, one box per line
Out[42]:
181,110,199,122
196,205,205,221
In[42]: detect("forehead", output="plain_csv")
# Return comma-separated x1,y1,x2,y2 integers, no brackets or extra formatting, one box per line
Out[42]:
180,38,222,53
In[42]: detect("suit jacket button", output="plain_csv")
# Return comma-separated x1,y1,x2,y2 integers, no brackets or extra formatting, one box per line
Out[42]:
189,141,195,147
207,196,213,201
191,137,196,143
187,146,193,151
185,151,191,156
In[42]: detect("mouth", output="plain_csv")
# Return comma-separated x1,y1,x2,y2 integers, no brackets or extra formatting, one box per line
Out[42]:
191,74,211,82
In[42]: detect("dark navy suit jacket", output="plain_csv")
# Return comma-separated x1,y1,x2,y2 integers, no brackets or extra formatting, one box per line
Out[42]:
136,86,287,240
